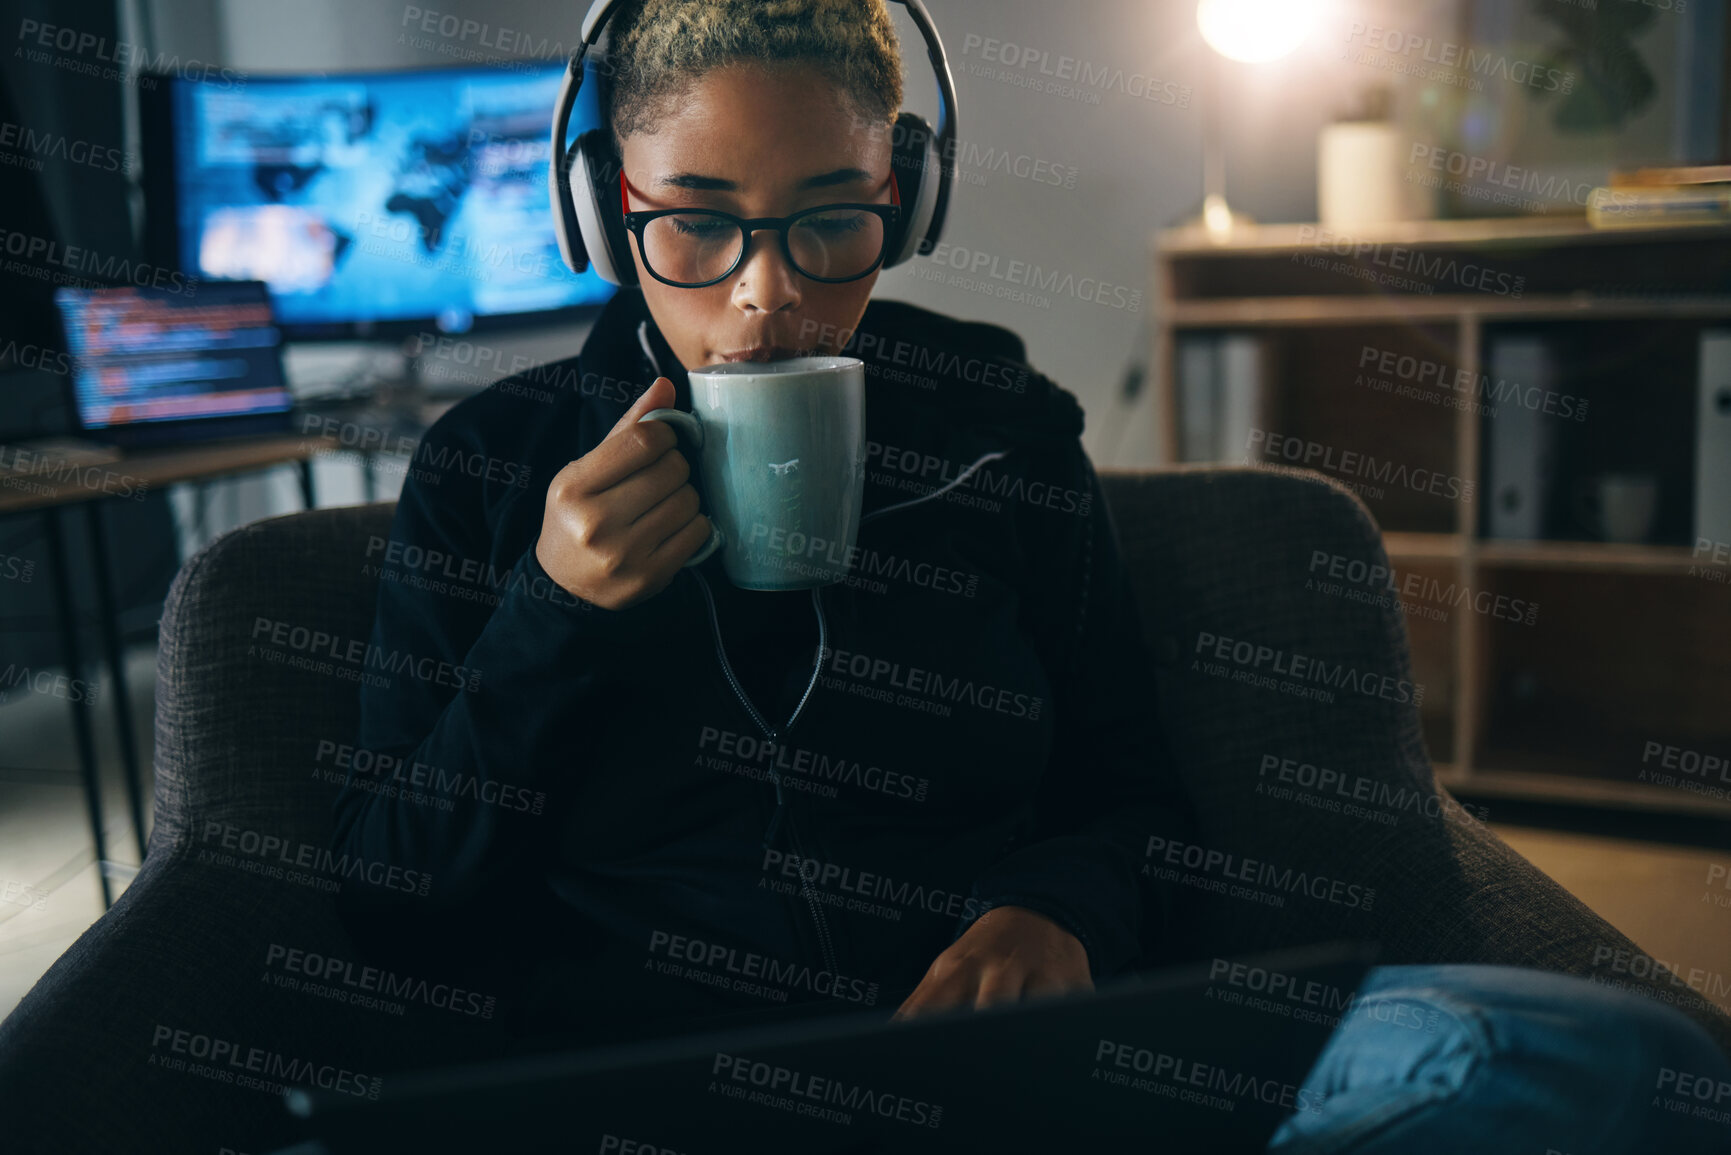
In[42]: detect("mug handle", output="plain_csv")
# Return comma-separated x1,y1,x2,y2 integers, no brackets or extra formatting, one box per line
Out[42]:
637,407,725,566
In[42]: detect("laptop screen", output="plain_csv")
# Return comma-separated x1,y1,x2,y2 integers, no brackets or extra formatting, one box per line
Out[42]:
54,281,293,430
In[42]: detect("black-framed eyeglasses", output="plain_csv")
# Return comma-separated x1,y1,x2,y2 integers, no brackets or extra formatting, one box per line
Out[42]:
621,199,903,289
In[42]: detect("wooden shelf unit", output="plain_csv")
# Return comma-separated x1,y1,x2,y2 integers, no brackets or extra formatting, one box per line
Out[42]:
1151,216,1731,819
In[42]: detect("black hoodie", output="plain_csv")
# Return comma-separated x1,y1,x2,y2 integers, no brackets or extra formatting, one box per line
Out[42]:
331,286,1195,1038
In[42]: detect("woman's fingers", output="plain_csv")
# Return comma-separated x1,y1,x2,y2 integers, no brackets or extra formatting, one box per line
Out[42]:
894,954,970,1020
1022,966,1092,1001
645,509,714,567
892,905,1091,1021
635,481,705,555
892,969,962,1021
972,963,1027,1010
894,960,1032,1020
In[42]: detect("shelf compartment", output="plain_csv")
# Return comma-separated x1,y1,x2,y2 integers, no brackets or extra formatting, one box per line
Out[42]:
1473,568,1731,801
1253,324,1464,536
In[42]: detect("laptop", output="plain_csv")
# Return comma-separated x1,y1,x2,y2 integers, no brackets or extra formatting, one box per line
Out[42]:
53,280,295,447
269,941,1375,1155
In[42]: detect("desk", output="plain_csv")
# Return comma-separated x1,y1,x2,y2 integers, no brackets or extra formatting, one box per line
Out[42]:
0,401,448,905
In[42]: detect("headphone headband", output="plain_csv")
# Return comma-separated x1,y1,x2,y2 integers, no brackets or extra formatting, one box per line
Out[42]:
549,0,958,281
884,0,958,249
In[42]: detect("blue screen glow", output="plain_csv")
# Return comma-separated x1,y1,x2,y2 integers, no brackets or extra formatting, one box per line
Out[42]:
168,62,614,330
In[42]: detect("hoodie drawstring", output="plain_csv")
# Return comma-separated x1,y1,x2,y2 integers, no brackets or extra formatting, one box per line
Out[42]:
690,570,827,849
638,312,1012,975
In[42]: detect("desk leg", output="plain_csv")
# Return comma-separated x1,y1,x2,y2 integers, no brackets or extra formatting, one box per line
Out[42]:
83,501,148,862
192,480,207,550
298,460,316,510
43,509,114,910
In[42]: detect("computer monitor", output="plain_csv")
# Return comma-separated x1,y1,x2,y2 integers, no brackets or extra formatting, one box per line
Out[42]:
139,62,616,340
55,280,294,443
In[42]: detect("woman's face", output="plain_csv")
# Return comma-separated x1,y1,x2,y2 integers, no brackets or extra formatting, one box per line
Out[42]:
618,63,894,371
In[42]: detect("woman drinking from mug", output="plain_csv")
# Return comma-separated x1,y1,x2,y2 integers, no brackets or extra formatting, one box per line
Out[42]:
331,2,1731,1150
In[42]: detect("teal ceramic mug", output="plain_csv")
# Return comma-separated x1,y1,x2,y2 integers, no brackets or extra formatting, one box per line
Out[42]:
637,356,867,591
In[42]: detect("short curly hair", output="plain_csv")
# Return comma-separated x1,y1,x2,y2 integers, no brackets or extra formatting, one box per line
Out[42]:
599,0,904,152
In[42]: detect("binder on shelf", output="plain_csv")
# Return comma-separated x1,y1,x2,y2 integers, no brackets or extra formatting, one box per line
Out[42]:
1485,336,1557,540
1216,334,1265,465
1697,331,1731,553
1173,332,1265,465
1176,334,1217,463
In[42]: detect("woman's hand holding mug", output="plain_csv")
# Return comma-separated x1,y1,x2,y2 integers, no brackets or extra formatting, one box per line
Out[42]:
536,376,716,610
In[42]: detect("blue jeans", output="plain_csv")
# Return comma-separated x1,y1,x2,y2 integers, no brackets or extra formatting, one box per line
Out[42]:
1268,965,1731,1154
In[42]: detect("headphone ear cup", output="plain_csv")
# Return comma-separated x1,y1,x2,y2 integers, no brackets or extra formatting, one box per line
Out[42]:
884,111,942,268
573,128,638,287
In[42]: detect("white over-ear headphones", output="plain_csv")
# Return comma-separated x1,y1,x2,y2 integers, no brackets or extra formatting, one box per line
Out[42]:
547,0,959,287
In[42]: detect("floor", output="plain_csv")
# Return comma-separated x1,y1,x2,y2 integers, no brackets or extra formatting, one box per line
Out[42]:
2,644,1729,1018
0,645,154,1015
1496,826,1731,1014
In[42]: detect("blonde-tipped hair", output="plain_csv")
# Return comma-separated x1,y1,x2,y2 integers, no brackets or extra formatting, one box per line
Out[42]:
601,0,904,149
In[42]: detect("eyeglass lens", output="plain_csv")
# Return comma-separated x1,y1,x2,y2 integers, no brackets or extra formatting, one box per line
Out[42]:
640,209,887,285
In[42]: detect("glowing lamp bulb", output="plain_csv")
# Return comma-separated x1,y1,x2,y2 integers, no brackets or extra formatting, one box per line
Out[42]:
1196,0,1316,63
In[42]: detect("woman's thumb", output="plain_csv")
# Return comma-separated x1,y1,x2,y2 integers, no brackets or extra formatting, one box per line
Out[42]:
614,376,674,434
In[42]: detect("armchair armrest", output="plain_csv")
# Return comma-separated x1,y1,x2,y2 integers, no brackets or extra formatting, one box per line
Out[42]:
0,849,343,1151
1100,465,1731,1061
1,504,489,1152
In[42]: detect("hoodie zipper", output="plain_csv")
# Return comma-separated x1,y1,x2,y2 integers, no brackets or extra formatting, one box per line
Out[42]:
642,319,1013,983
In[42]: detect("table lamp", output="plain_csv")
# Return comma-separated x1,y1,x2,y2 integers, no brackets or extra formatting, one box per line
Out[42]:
1194,0,1318,237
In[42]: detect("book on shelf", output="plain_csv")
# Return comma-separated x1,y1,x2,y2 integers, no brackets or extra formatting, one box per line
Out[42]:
1587,185,1731,229
1176,335,1216,463
1174,333,1264,464
1610,164,1731,188
1217,336,1263,464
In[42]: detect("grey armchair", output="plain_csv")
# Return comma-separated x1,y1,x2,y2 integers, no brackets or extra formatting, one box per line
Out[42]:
3,466,1725,1153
